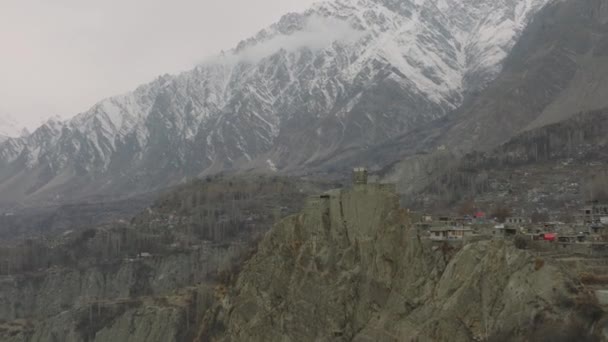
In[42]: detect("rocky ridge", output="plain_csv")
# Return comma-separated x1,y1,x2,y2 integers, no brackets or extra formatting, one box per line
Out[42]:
0,257,213,342
0,114,23,143
200,182,604,341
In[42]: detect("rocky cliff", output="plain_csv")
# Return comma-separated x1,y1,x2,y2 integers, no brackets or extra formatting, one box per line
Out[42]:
0,249,222,342
200,184,605,341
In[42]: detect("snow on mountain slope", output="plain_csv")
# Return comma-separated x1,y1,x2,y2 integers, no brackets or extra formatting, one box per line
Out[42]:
0,113,24,141
0,0,550,205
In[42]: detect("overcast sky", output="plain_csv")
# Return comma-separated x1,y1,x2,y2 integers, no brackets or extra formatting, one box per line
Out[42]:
0,0,319,129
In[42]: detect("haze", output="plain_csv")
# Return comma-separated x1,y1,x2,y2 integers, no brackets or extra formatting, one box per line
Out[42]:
0,0,318,130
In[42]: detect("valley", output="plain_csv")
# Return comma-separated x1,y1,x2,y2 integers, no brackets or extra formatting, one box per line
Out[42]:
2,0,608,341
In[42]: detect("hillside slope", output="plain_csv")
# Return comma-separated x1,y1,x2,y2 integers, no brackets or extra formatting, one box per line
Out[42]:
412,109,608,214
0,114,22,143
440,0,608,153
380,0,608,197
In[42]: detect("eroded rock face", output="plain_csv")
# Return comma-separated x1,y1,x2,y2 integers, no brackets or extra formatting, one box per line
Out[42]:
201,185,600,341
0,283,216,342
0,250,221,342
3,305,187,342
0,250,225,322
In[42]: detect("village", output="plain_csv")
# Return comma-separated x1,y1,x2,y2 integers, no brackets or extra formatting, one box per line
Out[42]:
347,167,608,257
414,199,608,256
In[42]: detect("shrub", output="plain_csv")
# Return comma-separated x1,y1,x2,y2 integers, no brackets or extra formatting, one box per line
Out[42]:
580,273,608,285
575,292,604,322
487,320,599,342
514,235,528,249
534,258,545,271
491,205,512,223
529,320,599,342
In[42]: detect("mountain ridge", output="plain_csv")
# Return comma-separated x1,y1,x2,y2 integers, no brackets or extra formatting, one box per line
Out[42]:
0,0,549,206
0,113,25,142
377,0,608,199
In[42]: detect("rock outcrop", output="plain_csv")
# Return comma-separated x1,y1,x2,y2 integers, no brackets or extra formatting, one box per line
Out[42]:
0,250,223,342
0,250,223,321
201,184,604,341
1,302,189,342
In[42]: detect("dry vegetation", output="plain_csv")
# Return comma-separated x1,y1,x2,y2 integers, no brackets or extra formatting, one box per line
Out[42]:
580,273,608,286
0,175,332,276
534,258,545,271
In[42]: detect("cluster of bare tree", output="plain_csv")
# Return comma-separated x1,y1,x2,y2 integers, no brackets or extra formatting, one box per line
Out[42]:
133,176,312,244
0,175,322,277
584,172,608,202
0,239,51,275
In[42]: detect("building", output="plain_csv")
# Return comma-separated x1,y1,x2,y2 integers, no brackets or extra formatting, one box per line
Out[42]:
353,167,368,185
593,201,608,216
591,224,608,235
524,233,544,241
437,216,458,226
505,217,529,225
474,211,486,219
542,233,557,242
493,224,518,238
557,235,585,243
579,201,608,225
430,227,474,241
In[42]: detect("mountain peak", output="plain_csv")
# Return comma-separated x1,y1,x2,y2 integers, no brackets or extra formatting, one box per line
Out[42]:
0,0,550,206
0,113,26,139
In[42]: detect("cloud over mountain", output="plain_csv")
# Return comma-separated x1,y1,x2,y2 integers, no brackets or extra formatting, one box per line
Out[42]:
232,16,365,63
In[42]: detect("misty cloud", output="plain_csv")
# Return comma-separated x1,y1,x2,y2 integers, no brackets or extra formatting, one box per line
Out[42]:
0,0,318,129
229,16,365,63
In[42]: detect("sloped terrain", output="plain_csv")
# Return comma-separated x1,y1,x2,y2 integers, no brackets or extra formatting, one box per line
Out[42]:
0,193,154,242
439,0,608,153
411,109,608,214
380,0,608,198
0,114,22,142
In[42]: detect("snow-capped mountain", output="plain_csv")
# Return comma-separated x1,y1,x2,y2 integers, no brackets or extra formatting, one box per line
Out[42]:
0,114,24,142
0,0,549,205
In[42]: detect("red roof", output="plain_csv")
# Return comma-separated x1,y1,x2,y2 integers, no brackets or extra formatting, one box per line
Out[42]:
543,233,557,241
474,212,485,218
